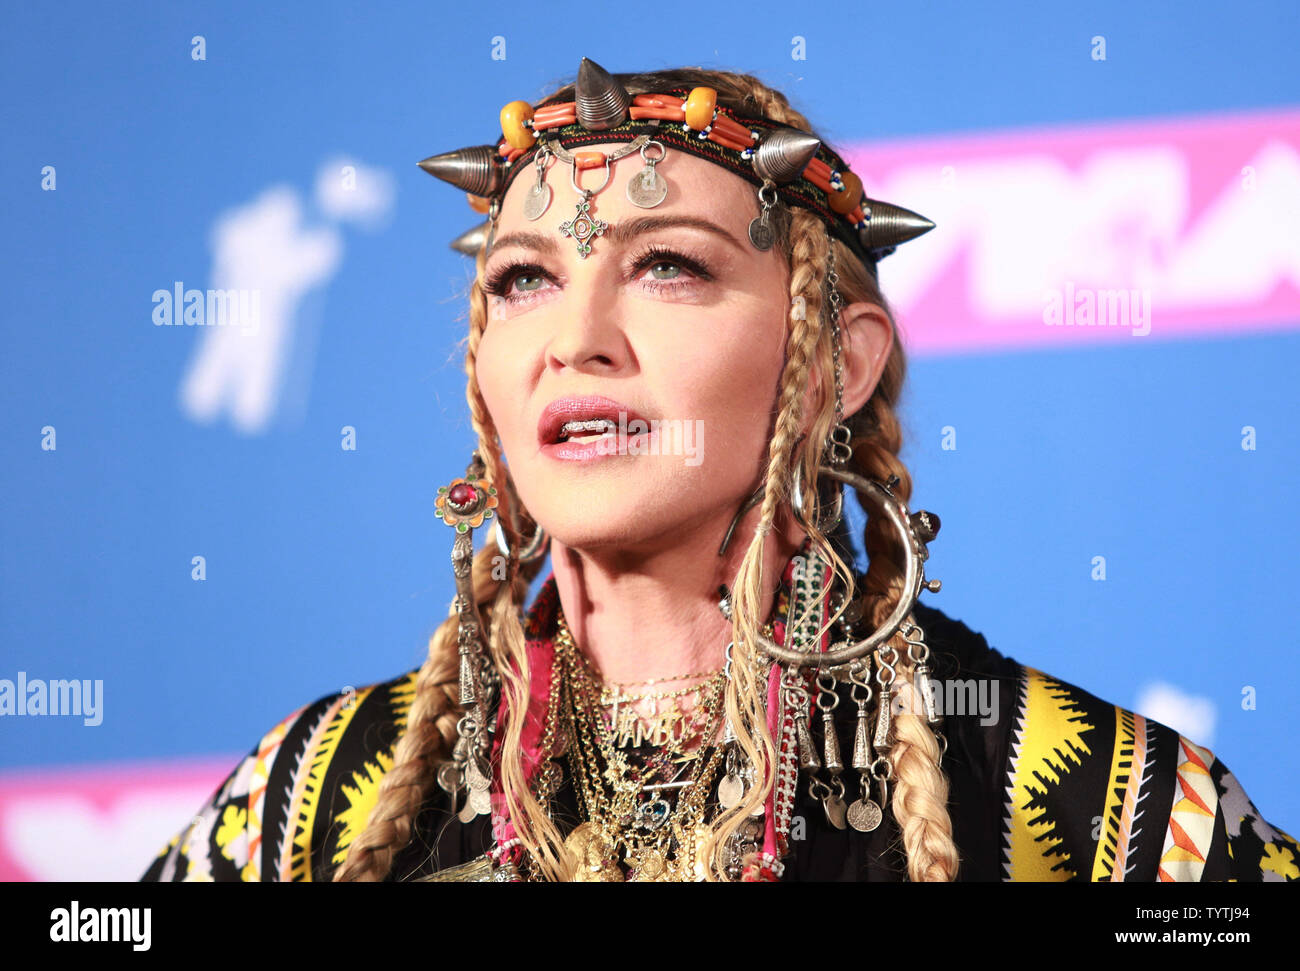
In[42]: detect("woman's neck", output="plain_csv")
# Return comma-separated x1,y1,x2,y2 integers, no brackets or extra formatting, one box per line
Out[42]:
549,503,802,684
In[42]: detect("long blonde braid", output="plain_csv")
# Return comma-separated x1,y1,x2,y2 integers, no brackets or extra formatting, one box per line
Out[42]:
331,231,551,881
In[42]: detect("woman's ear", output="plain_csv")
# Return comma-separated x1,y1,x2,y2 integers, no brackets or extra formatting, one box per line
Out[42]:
800,300,894,433
837,301,894,418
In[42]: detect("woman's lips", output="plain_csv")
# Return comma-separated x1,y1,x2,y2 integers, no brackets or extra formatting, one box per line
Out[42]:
537,395,652,461
539,423,651,462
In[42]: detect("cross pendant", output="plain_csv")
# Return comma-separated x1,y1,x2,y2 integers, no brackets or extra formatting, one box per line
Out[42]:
559,191,607,258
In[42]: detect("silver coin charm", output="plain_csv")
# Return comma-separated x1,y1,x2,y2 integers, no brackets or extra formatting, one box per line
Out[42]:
469,785,492,816
522,181,552,221
847,798,882,833
718,772,745,809
748,215,774,251
749,180,778,251
626,140,668,209
626,168,668,208
466,758,491,792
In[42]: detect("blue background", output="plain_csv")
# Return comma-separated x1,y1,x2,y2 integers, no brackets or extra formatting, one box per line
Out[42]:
2,1,1297,827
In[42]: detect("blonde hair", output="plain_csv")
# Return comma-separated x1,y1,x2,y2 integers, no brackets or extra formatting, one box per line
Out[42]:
334,67,958,883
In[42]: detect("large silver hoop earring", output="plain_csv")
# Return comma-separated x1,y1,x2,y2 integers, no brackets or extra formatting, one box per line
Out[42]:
493,516,549,563
719,467,942,669
790,461,844,534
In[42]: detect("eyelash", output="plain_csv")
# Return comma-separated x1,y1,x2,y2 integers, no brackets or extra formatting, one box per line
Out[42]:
482,244,713,305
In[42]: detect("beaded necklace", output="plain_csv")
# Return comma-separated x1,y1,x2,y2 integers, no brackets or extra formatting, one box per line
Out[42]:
483,543,837,882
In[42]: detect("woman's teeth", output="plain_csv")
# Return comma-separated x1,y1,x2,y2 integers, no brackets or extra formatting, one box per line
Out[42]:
559,418,617,443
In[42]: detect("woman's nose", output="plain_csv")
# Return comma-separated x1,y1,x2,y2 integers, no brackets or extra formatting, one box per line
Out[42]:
545,270,632,375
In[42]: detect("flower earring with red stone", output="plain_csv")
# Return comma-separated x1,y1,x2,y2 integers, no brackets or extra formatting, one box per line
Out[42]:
435,466,499,533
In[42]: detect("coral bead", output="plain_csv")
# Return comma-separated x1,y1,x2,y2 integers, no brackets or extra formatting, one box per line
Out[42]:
828,170,863,215
682,86,718,131
500,100,537,151
573,151,606,170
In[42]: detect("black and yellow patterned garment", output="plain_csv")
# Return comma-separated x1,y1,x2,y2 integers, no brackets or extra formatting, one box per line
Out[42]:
142,566,1300,882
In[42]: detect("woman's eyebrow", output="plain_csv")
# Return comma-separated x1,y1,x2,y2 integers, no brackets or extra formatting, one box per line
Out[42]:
488,214,745,259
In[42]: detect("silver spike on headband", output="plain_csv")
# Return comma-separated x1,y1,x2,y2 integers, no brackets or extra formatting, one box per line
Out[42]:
418,57,935,271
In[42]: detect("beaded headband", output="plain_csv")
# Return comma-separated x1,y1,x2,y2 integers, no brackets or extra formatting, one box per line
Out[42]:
419,57,935,274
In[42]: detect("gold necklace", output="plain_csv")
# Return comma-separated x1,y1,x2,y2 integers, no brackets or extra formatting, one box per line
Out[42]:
605,668,721,688
554,610,727,881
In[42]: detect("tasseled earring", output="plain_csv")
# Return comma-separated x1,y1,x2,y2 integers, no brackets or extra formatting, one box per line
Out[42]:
433,452,501,821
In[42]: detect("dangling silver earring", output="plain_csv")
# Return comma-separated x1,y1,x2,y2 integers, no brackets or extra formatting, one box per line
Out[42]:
432,451,500,820
824,232,854,468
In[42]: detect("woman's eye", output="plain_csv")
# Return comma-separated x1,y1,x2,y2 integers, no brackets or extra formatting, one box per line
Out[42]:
645,260,683,281
486,250,706,308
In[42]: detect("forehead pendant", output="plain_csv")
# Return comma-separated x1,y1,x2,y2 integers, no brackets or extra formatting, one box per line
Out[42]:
559,150,613,259
540,136,662,258
422,55,938,272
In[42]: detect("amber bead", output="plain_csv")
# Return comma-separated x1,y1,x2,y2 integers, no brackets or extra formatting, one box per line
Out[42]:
500,100,537,150
466,193,491,214
828,170,863,215
682,86,717,130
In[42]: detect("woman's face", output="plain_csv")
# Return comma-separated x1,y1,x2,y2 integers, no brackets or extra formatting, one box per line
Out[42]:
475,142,794,553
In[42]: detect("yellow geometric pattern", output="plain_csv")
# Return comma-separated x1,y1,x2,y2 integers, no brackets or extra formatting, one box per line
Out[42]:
1090,706,1133,881
389,672,416,730
1003,667,1096,881
332,749,396,866
327,675,415,866
1106,712,1152,881
277,686,376,881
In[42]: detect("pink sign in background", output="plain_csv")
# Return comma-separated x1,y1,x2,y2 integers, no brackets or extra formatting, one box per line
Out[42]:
846,106,1300,354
